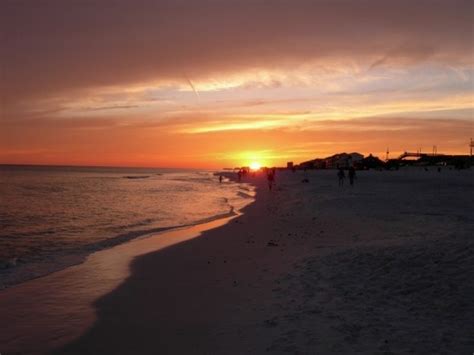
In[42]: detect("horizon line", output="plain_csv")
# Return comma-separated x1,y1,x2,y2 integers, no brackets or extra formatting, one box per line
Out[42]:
0,163,205,171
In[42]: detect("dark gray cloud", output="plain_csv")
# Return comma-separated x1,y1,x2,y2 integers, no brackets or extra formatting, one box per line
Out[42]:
2,0,472,106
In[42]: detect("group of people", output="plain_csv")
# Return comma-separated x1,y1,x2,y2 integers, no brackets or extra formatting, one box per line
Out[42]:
337,166,356,187
222,165,357,190
222,167,276,191
236,168,255,182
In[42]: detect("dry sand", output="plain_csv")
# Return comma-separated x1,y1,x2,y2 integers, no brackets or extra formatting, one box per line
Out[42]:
1,168,473,354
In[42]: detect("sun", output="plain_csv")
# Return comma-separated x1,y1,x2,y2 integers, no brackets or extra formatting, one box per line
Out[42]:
249,162,262,171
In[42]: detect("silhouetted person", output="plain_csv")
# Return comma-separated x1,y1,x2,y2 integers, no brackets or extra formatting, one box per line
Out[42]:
337,168,345,187
348,166,356,186
302,168,309,183
219,175,223,183
237,170,242,182
267,171,275,191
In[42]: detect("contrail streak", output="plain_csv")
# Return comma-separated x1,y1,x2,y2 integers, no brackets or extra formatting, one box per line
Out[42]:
185,76,200,100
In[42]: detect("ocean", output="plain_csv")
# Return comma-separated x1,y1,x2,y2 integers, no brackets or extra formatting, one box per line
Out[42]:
0,165,254,287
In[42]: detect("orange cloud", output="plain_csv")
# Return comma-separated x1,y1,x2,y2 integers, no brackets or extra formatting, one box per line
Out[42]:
1,1,472,167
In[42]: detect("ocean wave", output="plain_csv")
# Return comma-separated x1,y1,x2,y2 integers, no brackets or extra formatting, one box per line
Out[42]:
108,218,156,231
0,207,240,289
237,191,254,199
21,185,69,193
0,166,256,289
238,185,251,191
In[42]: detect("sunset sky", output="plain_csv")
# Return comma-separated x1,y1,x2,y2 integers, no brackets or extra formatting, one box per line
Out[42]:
1,0,473,168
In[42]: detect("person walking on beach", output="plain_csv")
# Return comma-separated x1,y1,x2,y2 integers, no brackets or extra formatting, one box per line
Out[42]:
267,170,275,191
337,168,345,187
348,166,356,186
237,170,242,182
219,175,223,183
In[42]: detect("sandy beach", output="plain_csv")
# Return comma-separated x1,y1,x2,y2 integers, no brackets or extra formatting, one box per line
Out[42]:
3,1,473,354
1,168,473,354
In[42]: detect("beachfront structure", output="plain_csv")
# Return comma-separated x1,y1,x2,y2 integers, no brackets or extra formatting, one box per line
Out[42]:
325,152,364,169
298,158,324,169
408,154,473,168
298,152,364,169
356,154,386,170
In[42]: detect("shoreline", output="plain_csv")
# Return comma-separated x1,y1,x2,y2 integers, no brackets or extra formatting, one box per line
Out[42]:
0,175,253,290
1,168,472,354
0,210,247,354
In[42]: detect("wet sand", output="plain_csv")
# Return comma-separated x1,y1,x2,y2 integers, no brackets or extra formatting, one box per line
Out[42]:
0,218,236,354
1,168,473,354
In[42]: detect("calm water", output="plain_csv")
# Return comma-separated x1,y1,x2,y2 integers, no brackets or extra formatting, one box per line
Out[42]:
0,165,254,287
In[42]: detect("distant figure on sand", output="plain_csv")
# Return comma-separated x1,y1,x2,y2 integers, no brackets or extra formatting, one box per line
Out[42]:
267,170,275,191
219,175,223,183
348,166,356,186
302,168,309,183
237,170,242,182
337,168,345,187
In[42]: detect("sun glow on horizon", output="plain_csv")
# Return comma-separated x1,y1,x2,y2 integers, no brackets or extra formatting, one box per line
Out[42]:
249,162,262,171
1,1,472,168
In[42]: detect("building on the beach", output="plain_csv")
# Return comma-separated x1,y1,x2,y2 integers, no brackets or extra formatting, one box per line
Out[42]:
298,158,325,169
298,152,364,169
325,152,364,169
355,154,386,170
399,154,474,169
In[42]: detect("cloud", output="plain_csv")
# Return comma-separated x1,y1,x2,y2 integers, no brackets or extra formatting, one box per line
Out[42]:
1,0,472,167
2,0,472,108
369,44,437,70
1,108,471,167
